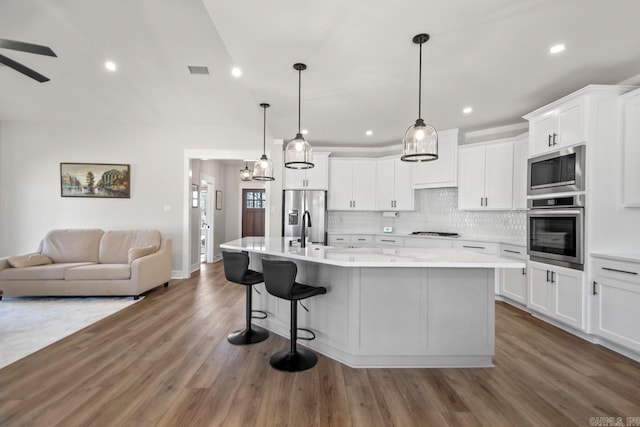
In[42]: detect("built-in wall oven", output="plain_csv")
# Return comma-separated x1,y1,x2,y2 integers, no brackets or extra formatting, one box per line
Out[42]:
527,195,584,270
528,145,585,196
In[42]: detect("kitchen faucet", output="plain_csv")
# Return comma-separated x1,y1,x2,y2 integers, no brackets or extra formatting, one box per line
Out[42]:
300,210,312,248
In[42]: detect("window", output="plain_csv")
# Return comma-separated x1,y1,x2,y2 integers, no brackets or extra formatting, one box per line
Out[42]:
245,191,266,209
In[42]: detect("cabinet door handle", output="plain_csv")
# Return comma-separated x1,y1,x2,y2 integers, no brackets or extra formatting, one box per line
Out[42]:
504,249,521,254
546,270,550,282
592,280,598,296
552,133,557,145
548,134,552,147
485,197,488,206
353,200,356,208
463,245,485,249
602,267,638,276
550,271,556,283
522,268,526,276
480,197,484,207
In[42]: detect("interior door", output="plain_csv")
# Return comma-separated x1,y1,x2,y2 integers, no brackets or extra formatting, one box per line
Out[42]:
242,189,266,237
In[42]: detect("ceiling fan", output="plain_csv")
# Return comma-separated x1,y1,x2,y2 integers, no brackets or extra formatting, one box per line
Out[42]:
0,38,57,83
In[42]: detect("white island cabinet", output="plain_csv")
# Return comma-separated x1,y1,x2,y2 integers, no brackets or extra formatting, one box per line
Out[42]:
221,237,524,368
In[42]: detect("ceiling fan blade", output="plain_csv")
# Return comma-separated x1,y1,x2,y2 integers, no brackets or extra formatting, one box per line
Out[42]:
0,38,57,57
0,53,50,82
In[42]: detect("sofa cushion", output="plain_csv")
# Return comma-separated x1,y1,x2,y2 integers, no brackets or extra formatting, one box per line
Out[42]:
128,245,157,263
42,229,104,263
99,230,161,264
64,264,131,281
0,262,95,280
8,253,53,268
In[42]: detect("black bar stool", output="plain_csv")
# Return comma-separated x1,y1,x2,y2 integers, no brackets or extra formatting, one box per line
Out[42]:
222,251,269,345
261,259,326,372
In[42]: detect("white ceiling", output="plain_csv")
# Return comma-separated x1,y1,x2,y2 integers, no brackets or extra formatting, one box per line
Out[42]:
1,0,640,149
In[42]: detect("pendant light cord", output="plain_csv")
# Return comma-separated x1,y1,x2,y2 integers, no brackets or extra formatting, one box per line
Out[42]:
418,41,423,120
262,105,267,154
297,68,302,133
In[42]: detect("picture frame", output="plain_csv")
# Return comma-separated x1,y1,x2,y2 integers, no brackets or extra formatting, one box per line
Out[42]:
192,184,199,208
216,190,223,210
60,163,130,198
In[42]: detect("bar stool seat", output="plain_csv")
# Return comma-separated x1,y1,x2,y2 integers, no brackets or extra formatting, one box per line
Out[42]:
222,251,269,345
262,259,326,372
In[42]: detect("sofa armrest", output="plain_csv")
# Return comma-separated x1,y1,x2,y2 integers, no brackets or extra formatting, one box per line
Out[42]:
0,257,10,272
130,238,172,293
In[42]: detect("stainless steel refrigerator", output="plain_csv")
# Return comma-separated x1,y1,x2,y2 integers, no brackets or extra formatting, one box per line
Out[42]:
283,190,327,245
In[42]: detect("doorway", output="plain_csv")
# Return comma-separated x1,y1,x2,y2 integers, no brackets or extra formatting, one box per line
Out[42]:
200,180,215,263
242,189,266,237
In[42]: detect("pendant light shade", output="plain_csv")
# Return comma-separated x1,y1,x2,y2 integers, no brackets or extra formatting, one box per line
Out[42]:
240,162,252,181
253,103,275,181
284,63,314,169
402,33,438,162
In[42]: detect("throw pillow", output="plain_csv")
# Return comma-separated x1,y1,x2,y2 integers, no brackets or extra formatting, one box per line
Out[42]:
128,245,156,263
8,253,53,268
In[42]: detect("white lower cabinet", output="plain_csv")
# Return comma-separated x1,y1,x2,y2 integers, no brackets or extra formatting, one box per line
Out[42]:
527,260,585,330
328,234,373,247
591,256,640,353
374,236,404,247
404,238,453,249
499,245,527,305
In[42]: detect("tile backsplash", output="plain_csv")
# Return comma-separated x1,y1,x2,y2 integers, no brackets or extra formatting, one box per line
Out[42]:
328,188,526,241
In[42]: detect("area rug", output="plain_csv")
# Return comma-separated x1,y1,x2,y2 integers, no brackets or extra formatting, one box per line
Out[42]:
0,296,142,369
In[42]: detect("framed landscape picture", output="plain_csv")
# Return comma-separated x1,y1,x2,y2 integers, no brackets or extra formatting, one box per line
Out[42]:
60,163,130,198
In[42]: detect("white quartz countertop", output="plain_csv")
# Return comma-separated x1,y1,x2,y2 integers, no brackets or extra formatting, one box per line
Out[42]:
590,252,640,264
328,232,527,247
221,237,526,268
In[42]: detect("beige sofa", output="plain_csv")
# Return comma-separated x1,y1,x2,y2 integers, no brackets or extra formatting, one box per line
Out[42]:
0,229,172,300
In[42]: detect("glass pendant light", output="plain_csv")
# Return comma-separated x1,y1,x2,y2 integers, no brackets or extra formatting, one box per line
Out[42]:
284,63,314,169
252,103,275,181
239,162,252,181
402,33,438,162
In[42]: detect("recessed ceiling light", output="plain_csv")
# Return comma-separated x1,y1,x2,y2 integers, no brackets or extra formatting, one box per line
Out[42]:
550,44,565,54
301,129,308,135
231,67,242,77
365,130,373,136
463,107,473,114
105,61,117,71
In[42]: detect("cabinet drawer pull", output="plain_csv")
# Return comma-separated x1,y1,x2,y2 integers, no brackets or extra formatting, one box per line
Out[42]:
592,280,598,296
504,249,521,254
602,267,638,276
335,238,345,241
380,239,396,243
550,271,556,283
357,238,366,241
463,245,485,249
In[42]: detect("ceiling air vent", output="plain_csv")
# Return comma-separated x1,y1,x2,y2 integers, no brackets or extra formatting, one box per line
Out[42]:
188,66,209,75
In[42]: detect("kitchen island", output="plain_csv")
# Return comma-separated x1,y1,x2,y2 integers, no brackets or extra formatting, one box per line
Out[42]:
220,237,525,368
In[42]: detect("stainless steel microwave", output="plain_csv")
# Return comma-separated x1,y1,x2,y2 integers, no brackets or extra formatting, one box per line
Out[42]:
527,145,585,196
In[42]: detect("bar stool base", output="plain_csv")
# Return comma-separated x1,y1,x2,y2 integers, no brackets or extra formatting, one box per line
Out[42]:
270,347,318,372
227,325,269,345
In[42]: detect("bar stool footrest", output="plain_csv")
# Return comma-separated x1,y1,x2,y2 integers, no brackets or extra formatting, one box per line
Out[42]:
251,310,268,320
296,327,316,341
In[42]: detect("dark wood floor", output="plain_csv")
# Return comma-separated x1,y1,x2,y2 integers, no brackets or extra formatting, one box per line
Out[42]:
1,261,639,426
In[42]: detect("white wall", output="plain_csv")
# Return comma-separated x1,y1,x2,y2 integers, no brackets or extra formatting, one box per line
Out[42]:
0,121,263,277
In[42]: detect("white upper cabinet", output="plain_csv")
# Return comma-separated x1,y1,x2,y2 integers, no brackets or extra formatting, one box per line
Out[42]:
512,133,528,210
376,158,414,211
328,159,376,211
283,152,329,190
526,97,586,156
458,140,514,210
621,88,640,207
411,129,460,189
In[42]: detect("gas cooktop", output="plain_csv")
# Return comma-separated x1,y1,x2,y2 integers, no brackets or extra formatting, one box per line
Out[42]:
410,231,460,237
